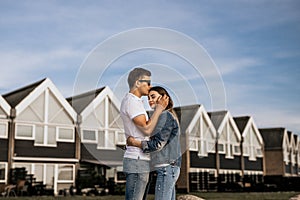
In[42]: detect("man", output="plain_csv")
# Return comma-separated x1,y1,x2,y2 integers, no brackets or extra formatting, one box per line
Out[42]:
120,67,168,200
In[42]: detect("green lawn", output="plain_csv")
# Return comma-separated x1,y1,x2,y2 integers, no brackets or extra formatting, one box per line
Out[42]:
2,192,299,200
190,192,299,200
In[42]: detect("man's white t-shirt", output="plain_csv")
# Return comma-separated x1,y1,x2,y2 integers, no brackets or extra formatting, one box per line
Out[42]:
120,93,150,160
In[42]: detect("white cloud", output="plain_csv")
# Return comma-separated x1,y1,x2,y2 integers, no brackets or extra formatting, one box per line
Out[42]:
0,48,84,92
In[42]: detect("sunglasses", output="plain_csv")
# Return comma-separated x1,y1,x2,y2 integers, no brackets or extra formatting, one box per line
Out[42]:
138,79,151,86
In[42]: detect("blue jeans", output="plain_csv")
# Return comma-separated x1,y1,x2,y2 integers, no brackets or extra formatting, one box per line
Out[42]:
123,158,150,200
155,165,180,200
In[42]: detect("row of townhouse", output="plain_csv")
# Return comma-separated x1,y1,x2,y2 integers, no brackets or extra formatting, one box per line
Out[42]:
0,78,125,195
0,78,299,195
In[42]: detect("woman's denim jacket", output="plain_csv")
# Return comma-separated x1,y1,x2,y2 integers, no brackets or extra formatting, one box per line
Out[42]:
141,110,181,168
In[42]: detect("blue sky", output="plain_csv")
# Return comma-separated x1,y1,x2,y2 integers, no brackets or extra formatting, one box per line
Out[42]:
0,0,299,134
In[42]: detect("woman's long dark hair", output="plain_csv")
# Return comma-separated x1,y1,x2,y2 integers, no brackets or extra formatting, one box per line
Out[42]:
149,86,178,120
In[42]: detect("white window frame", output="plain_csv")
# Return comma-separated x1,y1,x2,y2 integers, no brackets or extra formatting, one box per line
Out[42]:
225,143,234,159
116,131,126,145
283,146,290,163
15,123,35,140
57,164,75,183
256,147,263,158
0,162,7,183
207,139,216,153
233,144,241,155
34,125,56,147
198,139,208,157
56,127,74,142
81,129,98,143
189,136,198,151
0,122,8,139
218,143,226,154
243,145,250,156
97,129,117,150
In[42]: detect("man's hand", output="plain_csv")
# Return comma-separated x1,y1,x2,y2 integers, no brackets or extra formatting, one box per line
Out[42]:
127,136,135,146
156,94,169,111
127,136,142,148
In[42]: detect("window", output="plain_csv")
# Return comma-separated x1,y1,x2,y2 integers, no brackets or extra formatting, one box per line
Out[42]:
218,143,225,153
98,131,105,148
256,148,263,157
0,123,7,138
225,144,234,158
16,124,34,139
116,131,126,145
34,164,44,182
243,145,249,156
82,129,97,143
35,125,56,146
57,127,74,142
189,138,197,151
233,144,241,155
35,125,45,145
0,163,6,182
198,140,207,156
58,165,73,181
97,130,116,149
207,141,216,153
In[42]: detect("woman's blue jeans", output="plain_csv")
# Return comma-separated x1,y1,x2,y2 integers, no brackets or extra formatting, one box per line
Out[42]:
155,165,180,200
123,158,150,200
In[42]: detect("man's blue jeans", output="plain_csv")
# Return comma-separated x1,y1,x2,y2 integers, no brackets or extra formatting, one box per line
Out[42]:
155,165,180,200
123,158,150,200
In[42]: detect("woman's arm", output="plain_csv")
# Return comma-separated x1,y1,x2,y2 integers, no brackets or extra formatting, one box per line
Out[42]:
132,95,169,136
127,112,177,153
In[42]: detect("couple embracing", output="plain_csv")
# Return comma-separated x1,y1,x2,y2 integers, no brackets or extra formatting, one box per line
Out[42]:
120,68,181,200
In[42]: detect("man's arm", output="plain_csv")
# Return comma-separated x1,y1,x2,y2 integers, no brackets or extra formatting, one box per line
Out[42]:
132,95,169,136
128,113,177,153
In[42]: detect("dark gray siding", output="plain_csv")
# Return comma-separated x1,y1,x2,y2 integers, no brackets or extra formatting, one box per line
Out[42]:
81,143,124,163
14,140,75,158
219,155,241,170
190,152,216,169
244,157,263,171
0,139,8,161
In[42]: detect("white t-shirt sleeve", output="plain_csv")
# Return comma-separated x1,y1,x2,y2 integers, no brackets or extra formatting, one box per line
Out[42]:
127,97,146,119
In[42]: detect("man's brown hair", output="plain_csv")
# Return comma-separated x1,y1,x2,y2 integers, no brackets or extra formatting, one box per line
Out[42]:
127,68,151,89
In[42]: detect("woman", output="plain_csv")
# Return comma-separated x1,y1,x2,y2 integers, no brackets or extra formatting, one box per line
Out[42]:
127,86,181,200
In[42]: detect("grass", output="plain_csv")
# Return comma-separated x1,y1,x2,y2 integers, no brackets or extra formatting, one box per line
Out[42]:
2,192,299,200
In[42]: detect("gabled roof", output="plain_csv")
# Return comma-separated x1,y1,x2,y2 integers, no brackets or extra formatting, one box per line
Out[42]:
66,87,105,114
185,104,217,138
2,78,76,121
287,131,299,152
293,134,299,150
207,110,228,131
173,104,201,133
67,86,120,121
3,78,46,108
208,110,241,141
259,128,286,150
0,95,11,116
234,116,264,145
233,116,250,134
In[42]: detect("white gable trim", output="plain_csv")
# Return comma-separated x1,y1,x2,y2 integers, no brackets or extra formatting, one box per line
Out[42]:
81,86,121,121
15,78,77,121
242,117,264,145
218,111,241,142
186,105,217,138
294,135,299,151
0,95,11,116
282,129,290,150
186,106,201,134
289,132,297,150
